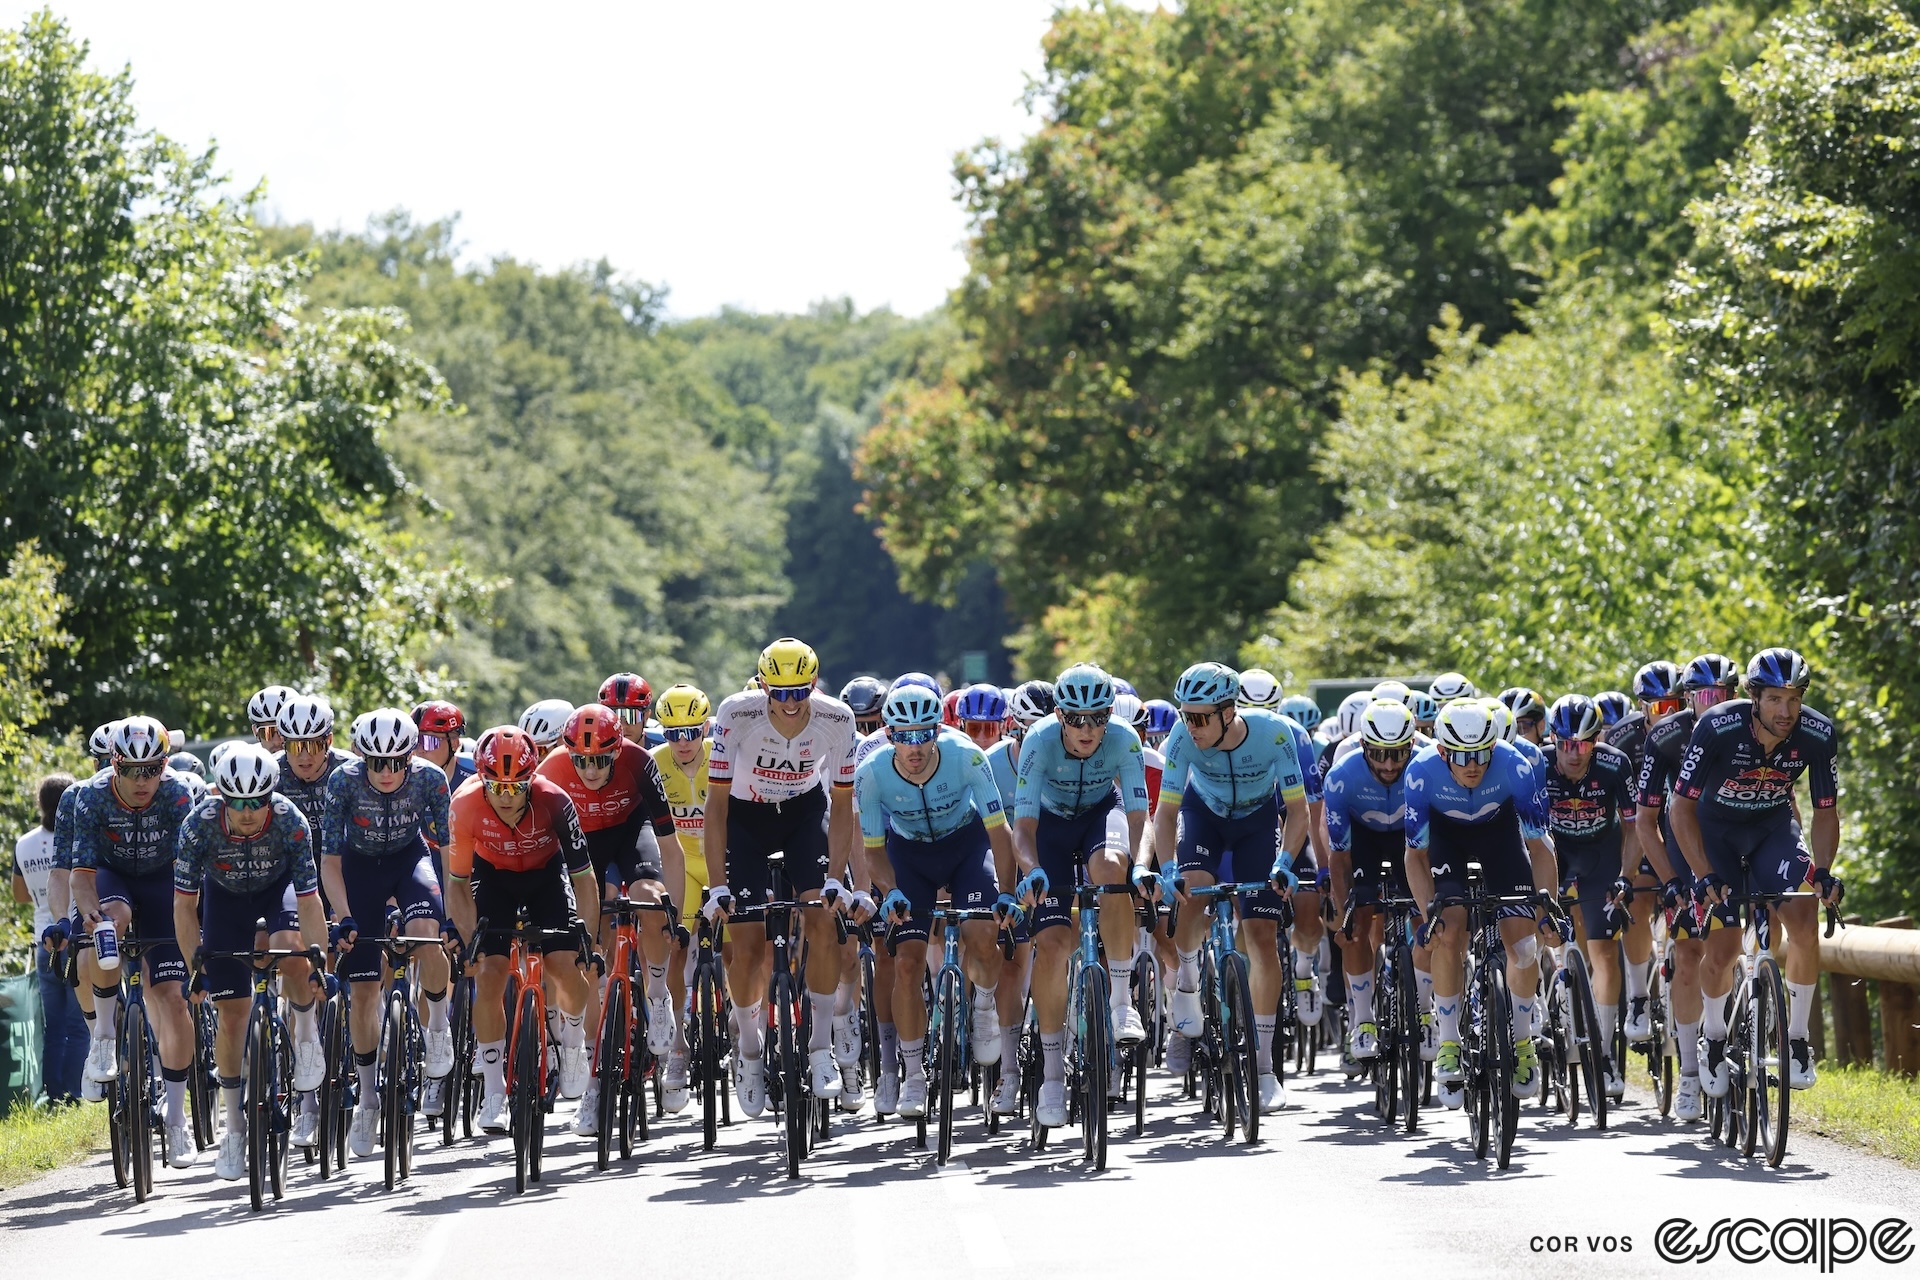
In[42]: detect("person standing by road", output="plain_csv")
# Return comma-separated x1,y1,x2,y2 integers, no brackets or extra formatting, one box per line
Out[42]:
15,773,82,1105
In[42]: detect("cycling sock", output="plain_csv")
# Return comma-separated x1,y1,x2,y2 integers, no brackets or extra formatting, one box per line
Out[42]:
1788,982,1815,1038
1292,947,1317,983
1676,1022,1701,1075
162,1067,187,1127
879,1022,898,1075
1626,958,1651,1000
809,993,834,1051
1510,997,1535,1042
737,1002,764,1059
355,1050,378,1107
560,1011,586,1049
1003,1024,1022,1055
1597,1003,1618,1044
899,1037,924,1078
645,964,669,999
1040,1031,1065,1083
290,997,320,1044
1106,957,1133,1007
422,988,448,1032
1176,949,1199,991
1416,967,1435,1013
831,1014,854,1054
1701,992,1728,1041
479,1040,505,1097
221,1075,244,1134
1435,997,1461,1045
92,987,119,1037
301,1090,318,1118
1254,1015,1276,1073
834,976,856,1018
1349,975,1374,1026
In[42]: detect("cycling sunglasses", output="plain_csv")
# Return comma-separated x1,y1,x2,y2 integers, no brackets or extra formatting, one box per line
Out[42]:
570,752,615,771
1180,708,1224,728
251,724,279,741
1645,695,1684,716
890,726,939,745
1442,746,1495,767
285,737,330,757
115,761,165,780
482,779,531,797
765,684,812,703
1062,711,1110,729
1554,736,1596,754
610,706,648,724
663,725,706,743
1364,746,1412,765
1687,688,1731,710
223,795,271,812
417,732,447,754
366,755,411,775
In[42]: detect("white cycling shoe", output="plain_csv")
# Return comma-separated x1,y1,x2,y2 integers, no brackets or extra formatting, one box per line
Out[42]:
646,995,675,1056
557,1045,591,1100
1700,1038,1731,1099
837,1063,865,1113
84,1037,119,1084
477,1089,509,1134
875,1068,900,1117
349,1105,378,1157
1294,978,1324,1027
1673,1074,1703,1122
735,1057,768,1118
424,1025,455,1080
421,1076,446,1119
992,1069,1022,1116
1790,1039,1817,1091
833,1016,862,1071
293,1038,326,1093
291,1103,318,1150
1604,1062,1625,1101
1258,1072,1285,1113
166,1120,196,1168
809,1048,843,1100
572,1080,600,1137
1349,1021,1379,1060
1625,997,1652,1044
663,1051,691,1114
897,1072,929,1119
1171,987,1204,1038
1035,1081,1067,1128
1165,1031,1192,1075
215,1129,246,1181
1114,1002,1147,1045
972,1002,1002,1066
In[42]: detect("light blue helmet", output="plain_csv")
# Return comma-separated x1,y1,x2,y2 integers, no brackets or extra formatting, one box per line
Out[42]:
1053,664,1116,714
882,685,944,730
1278,694,1322,731
1174,662,1240,708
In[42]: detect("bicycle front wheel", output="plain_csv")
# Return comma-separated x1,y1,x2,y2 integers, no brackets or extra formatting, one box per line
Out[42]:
511,989,541,1193
1562,947,1607,1130
597,977,627,1170
246,1002,273,1211
1221,952,1259,1146
190,999,218,1151
1079,964,1110,1169
444,975,472,1146
935,970,962,1166
1395,940,1421,1134
1133,958,1157,1136
771,972,802,1179
1487,964,1519,1170
381,993,407,1190
1753,956,1790,1167
126,1001,154,1203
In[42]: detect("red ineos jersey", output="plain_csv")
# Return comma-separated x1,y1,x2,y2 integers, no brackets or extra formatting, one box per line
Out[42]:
709,690,859,804
537,739,675,837
1674,700,1838,822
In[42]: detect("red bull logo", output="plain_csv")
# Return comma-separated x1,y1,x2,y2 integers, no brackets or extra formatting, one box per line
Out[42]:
1717,765,1797,808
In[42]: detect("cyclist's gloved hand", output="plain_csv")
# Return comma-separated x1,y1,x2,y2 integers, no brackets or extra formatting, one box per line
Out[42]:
1269,862,1299,895
1661,877,1688,913
1610,876,1636,904
1693,872,1729,906
1315,866,1332,896
1813,866,1845,906
330,916,358,950
880,889,911,922
701,886,732,922
847,889,876,922
1016,868,1049,906
1128,863,1157,896
821,877,846,908
993,892,1020,924
41,919,70,950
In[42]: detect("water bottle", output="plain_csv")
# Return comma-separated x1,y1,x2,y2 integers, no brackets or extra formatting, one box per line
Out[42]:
94,917,120,974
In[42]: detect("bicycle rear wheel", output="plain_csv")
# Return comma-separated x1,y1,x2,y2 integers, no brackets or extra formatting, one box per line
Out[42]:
126,1002,154,1203
1022,1007,1047,1150
859,947,879,1104
1562,948,1607,1130
1753,956,1790,1167
1133,958,1156,1136
1080,964,1110,1169
1221,952,1259,1145
597,977,627,1170
935,970,962,1166
190,999,218,1150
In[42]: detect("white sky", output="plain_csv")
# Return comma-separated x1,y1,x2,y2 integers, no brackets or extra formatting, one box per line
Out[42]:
4,1,1114,317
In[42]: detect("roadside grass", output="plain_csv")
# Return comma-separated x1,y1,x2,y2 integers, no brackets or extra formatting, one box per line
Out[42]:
0,1099,108,1189
1794,1062,1920,1167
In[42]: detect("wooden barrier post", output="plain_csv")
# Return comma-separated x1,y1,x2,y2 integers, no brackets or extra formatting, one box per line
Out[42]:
1874,917,1918,1075
1829,914,1874,1066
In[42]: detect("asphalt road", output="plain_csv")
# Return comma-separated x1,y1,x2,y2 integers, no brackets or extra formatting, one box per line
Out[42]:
5,1065,1917,1277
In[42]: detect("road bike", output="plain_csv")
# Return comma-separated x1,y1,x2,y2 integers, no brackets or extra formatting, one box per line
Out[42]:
1176,880,1268,1146
591,895,679,1168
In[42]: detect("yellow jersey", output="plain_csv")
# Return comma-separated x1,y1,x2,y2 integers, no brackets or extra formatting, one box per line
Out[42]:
652,740,711,925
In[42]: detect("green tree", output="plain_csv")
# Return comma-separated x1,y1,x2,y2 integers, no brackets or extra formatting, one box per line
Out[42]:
0,13,469,734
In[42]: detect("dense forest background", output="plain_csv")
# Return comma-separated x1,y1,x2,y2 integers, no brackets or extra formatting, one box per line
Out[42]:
6,0,1920,931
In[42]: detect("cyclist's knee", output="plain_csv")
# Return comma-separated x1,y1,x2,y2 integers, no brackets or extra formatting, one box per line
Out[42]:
1088,849,1127,883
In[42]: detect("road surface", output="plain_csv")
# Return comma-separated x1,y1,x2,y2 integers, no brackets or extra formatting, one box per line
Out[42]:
5,1066,1917,1276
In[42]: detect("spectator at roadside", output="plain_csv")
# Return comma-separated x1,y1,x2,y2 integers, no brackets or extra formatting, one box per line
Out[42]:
12,773,82,1105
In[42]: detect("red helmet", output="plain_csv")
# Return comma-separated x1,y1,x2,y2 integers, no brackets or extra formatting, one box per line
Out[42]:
474,726,540,784
598,673,653,720
562,705,624,756
941,689,963,728
411,700,466,736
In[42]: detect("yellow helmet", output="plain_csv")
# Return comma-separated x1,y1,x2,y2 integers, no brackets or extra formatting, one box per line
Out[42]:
655,684,711,730
756,637,820,689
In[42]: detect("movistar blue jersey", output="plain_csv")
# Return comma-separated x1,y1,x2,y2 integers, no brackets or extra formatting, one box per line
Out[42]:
320,758,451,861
174,794,321,897
1160,707,1308,820
1323,750,1407,851
983,738,1020,811
68,771,200,877
1013,719,1150,822
1512,736,1546,771
856,739,1008,845
1404,741,1548,851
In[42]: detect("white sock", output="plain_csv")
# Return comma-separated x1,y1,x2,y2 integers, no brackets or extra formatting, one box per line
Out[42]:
1003,1024,1022,1054
1416,968,1435,1012
1676,1022,1701,1076
1597,1003,1618,1041
1626,958,1651,1000
1040,1031,1065,1083
1702,992,1728,1041
810,993,834,1051
1292,947,1316,982
560,1011,586,1049
480,1040,505,1096
1106,954,1134,1007
1511,997,1535,1041
164,1075,187,1127
1789,982,1815,1039
290,998,320,1044
737,1002,764,1059
834,977,856,1018
646,964,668,999
92,988,120,1038
973,982,997,1007
221,1076,244,1134
1349,974,1375,1026
356,1055,377,1108
424,988,448,1032
900,1036,924,1077
1254,1014,1276,1072
1176,949,1199,991
1435,996,1462,1044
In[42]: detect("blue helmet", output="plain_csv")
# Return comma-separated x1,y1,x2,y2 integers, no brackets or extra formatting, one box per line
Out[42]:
1278,694,1322,730
1548,693,1602,742
1174,662,1240,708
1406,691,1438,725
1681,653,1740,692
1746,647,1810,692
890,672,941,696
956,683,1008,723
882,685,944,730
840,677,888,717
1143,699,1178,736
1631,660,1682,702
1053,664,1116,713
1112,677,1138,698
1592,691,1632,726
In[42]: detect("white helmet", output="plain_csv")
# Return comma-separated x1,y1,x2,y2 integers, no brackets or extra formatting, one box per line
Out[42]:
276,694,334,743
246,685,297,728
1335,690,1373,738
1236,669,1283,710
1484,699,1518,744
112,716,171,764
213,743,280,799
352,708,418,758
1112,692,1144,730
1429,672,1477,703
1360,700,1417,750
88,721,121,760
1370,679,1414,709
1435,702,1499,753
207,740,242,771
518,699,574,747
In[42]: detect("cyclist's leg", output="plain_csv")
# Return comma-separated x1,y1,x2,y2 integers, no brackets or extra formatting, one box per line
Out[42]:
1222,800,1286,1098
130,871,193,1131
1693,815,1755,1097
885,836,940,1114
1284,807,1326,1026
1418,843,1472,1098
942,818,1006,1064
1170,794,1225,1034
1026,811,1079,1120
84,869,135,1078
1570,847,1623,1081
1342,854,1382,1056
1752,818,1820,1084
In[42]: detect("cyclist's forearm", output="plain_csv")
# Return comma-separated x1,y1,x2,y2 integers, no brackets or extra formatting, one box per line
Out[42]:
172,893,200,971
1281,805,1309,862
1406,848,1436,912
1125,808,1148,869
658,830,688,913
1329,847,1353,909
1526,836,1557,894
703,786,730,886
865,844,898,897
571,870,600,939
1307,799,1330,865
447,876,475,940
986,825,1017,891
1011,816,1039,877
1811,807,1840,870
321,854,349,920
1634,806,1677,881
296,894,328,953
47,867,69,921
73,869,101,921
